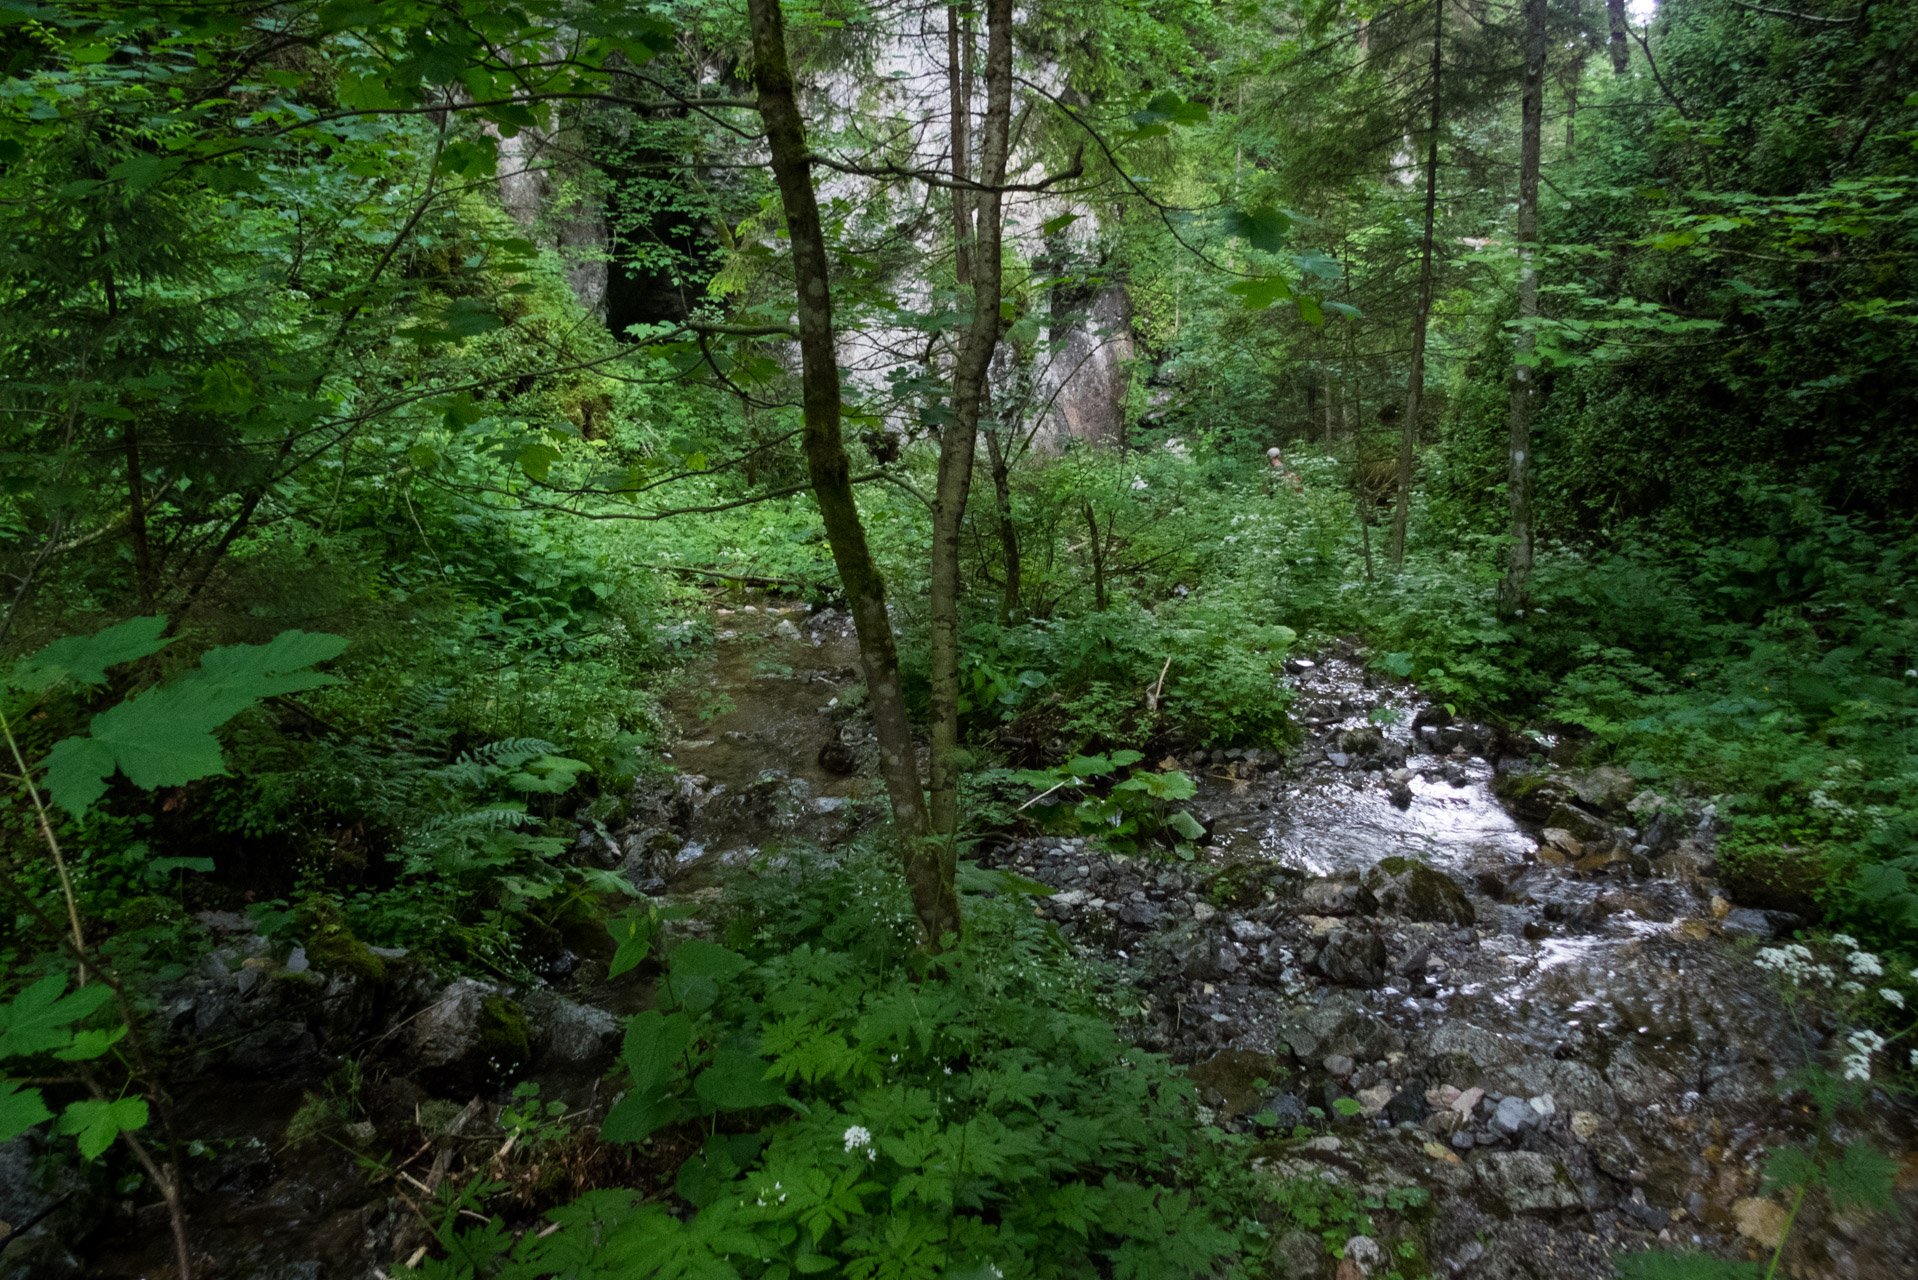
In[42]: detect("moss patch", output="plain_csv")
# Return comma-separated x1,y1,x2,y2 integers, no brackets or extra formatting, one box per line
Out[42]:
295,896,388,985
477,995,533,1068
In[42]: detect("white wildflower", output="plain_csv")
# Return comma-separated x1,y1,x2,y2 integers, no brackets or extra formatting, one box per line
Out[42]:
1130,475,1148,491
1831,934,1860,950
1841,981,1865,994
1879,988,1904,1009
842,1125,872,1153
1848,950,1884,977
1842,1028,1886,1082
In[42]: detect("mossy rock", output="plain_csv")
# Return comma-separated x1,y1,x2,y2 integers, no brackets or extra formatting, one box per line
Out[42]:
1361,858,1475,927
295,897,388,985
1207,861,1304,908
1339,726,1384,756
1491,772,1577,821
1718,845,1829,921
477,995,533,1068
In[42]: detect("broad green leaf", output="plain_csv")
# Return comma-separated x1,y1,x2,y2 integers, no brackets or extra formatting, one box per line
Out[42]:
0,973,114,1059
1222,206,1292,254
607,908,661,978
1168,810,1207,840
53,1025,127,1061
669,940,750,984
56,1096,147,1160
10,617,169,692
620,1010,693,1094
693,1049,784,1110
1226,277,1294,309
43,630,346,818
0,1080,53,1143
600,1090,680,1143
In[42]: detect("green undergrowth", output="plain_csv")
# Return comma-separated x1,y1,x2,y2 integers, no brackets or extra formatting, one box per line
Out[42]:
418,841,1275,1278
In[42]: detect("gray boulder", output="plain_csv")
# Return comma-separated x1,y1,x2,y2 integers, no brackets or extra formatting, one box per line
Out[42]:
1311,928,1388,987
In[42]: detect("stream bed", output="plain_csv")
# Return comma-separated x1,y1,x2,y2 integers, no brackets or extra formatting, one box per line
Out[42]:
16,604,1913,1280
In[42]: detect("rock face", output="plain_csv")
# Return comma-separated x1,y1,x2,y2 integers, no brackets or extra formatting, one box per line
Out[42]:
1476,1151,1581,1213
522,988,620,1064
1361,857,1475,926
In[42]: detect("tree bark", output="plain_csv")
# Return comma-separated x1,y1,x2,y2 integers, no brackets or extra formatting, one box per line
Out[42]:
1607,0,1630,74
747,0,944,933
947,2,973,285
983,422,1020,623
1500,0,1546,616
927,0,1013,851
1083,500,1107,612
1389,0,1443,567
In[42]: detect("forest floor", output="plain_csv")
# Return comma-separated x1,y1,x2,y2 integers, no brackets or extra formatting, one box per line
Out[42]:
37,592,1918,1280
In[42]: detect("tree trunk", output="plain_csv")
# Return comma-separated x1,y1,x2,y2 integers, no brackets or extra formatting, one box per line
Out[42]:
747,0,945,935
1607,0,1629,74
984,422,1020,624
1500,0,1546,616
1389,0,1443,567
927,0,1013,851
1083,500,1107,612
947,3,972,285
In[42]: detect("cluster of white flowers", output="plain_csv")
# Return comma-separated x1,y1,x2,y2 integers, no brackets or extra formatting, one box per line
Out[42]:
1755,942,1836,986
1130,475,1148,491
843,1124,875,1159
755,1179,787,1207
1843,1028,1887,1081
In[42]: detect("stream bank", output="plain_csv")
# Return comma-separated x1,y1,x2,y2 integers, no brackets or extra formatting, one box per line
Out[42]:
10,605,1912,1280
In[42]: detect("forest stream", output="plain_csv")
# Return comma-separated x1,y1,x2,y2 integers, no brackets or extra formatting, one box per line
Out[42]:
30,596,1913,1280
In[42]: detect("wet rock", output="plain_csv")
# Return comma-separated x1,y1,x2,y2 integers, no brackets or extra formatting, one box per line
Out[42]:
1572,766,1636,814
1720,907,1797,938
1277,993,1403,1065
0,1131,95,1280
1323,1054,1356,1078
1182,932,1241,981
1313,928,1388,987
1544,801,1611,846
1301,878,1373,916
1118,900,1161,927
1360,857,1474,927
1475,1150,1580,1213
523,987,619,1063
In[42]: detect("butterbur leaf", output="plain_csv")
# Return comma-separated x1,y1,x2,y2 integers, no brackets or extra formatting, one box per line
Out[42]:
0,973,114,1059
1169,810,1206,840
693,1050,784,1110
10,616,169,692
1826,1140,1898,1212
0,1080,53,1143
57,1096,147,1160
